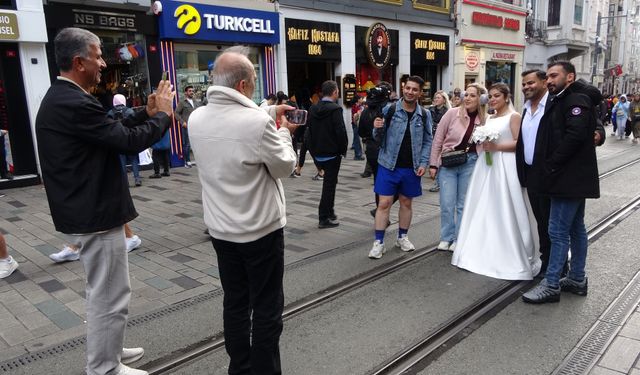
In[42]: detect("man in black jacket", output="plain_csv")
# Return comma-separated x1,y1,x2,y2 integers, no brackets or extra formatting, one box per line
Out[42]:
35,28,174,375
306,80,348,228
522,61,600,304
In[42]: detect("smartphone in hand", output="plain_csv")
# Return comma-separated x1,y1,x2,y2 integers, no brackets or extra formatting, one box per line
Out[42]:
285,109,307,125
161,71,168,81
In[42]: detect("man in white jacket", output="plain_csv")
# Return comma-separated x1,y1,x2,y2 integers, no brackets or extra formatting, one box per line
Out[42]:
189,46,297,375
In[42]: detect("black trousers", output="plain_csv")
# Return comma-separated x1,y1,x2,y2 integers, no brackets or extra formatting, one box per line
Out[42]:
212,229,285,375
316,156,341,221
0,134,8,177
527,189,551,271
152,149,170,174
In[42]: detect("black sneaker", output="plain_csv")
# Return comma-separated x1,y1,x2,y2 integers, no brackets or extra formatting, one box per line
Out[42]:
559,277,588,296
161,172,170,177
318,219,339,228
522,279,560,304
149,174,161,179
370,208,376,218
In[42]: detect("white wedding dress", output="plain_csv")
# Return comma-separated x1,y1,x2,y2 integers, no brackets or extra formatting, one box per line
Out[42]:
451,112,541,280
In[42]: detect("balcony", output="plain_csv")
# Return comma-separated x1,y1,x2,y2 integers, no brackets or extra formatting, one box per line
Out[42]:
525,18,548,42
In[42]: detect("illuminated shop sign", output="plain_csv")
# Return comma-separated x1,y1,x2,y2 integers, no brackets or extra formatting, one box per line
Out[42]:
410,32,449,66
471,11,520,31
73,9,136,31
285,19,340,61
159,1,279,44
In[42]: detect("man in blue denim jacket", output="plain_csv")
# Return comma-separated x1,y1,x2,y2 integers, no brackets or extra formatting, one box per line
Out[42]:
368,76,433,259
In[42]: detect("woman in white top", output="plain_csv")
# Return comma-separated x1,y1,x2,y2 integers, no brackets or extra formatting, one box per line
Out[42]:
451,83,541,280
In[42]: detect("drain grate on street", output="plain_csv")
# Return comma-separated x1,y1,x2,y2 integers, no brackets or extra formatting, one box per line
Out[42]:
553,269,640,375
0,289,224,372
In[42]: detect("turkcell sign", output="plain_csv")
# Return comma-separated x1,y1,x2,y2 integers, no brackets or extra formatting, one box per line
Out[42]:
158,1,280,45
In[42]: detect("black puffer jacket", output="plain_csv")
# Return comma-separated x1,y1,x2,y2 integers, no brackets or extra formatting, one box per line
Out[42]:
306,100,348,158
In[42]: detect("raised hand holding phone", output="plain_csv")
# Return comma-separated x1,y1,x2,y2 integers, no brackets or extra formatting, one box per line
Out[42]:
285,109,307,125
146,78,175,117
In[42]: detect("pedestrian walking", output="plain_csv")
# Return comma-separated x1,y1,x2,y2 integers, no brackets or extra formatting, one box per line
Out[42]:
188,46,297,375
175,85,201,168
305,80,349,228
368,75,433,259
630,93,640,144
427,90,451,193
612,94,630,140
108,94,142,186
522,61,600,304
35,27,174,375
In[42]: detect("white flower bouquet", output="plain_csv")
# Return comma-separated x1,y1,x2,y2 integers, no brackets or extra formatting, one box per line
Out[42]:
471,126,500,165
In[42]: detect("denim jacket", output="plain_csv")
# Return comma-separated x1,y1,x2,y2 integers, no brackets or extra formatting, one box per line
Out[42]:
373,99,433,171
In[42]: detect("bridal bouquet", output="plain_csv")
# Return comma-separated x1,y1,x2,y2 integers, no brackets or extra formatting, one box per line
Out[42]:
471,126,500,166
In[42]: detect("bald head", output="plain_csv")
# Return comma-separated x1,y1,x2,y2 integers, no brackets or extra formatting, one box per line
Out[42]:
211,47,255,97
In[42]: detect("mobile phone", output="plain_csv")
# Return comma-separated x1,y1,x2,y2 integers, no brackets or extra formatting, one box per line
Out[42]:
161,71,168,81
285,109,308,125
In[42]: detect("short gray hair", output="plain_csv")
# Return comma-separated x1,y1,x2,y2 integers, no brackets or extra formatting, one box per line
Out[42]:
54,28,101,72
211,46,255,88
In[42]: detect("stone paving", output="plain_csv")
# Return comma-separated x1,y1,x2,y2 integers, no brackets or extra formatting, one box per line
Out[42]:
0,151,441,360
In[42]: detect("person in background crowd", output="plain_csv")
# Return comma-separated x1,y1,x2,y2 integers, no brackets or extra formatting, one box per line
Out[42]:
428,90,452,193
368,76,433,259
108,94,141,186
612,94,630,140
351,95,365,161
175,85,202,168
189,46,297,375
0,128,12,180
429,83,488,252
149,130,171,178
0,233,18,279
305,80,348,229
522,61,600,304
630,93,640,144
450,90,462,108
452,83,541,280
259,93,277,108
35,27,174,375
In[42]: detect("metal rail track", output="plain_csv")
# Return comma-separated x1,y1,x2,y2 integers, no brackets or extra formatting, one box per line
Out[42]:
145,157,640,375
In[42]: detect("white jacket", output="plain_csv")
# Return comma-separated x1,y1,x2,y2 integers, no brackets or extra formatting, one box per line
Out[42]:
189,86,297,243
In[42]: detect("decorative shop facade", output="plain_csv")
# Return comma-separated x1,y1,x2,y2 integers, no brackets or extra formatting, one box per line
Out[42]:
0,0,49,188
454,0,527,107
157,0,280,166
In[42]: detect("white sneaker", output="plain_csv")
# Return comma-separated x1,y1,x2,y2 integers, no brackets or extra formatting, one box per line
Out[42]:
126,236,142,253
449,242,457,251
115,363,148,375
49,245,80,263
395,235,415,252
122,347,144,365
0,256,18,278
368,240,386,259
437,241,451,251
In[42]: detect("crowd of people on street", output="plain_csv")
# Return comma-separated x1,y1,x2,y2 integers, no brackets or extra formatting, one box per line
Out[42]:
0,24,636,375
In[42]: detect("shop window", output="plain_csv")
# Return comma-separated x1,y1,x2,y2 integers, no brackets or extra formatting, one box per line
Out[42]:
548,0,561,26
174,45,264,104
412,0,449,13
0,0,15,9
485,61,515,99
574,0,584,25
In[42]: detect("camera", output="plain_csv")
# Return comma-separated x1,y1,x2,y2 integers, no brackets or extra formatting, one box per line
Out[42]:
366,86,390,107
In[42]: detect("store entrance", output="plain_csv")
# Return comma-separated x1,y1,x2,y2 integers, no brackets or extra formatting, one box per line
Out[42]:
286,61,334,108
0,43,38,185
410,65,439,106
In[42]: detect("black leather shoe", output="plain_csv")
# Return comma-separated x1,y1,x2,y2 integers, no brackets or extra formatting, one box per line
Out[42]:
318,219,339,228
360,172,372,178
149,174,161,179
329,214,338,221
370,208,376,218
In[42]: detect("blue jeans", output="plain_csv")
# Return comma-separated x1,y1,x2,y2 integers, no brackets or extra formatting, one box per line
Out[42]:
437,153,477,242
119,154,140,181
545,198,588,288
352,123,363,159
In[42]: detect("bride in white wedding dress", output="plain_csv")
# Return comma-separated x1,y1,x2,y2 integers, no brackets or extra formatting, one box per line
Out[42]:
451,83,541,280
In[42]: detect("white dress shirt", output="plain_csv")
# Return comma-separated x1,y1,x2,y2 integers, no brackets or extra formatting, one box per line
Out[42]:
522,91,549,165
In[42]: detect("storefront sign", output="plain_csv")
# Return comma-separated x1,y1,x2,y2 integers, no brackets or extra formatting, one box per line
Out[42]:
285,19,340,61
410,32,449,66
342,74,357,106
44,4,156,35
471,12,520,31
366,22,391,69
465,50,480,72
158,2,279,45
491,51,516,61
72,9,136,31
0,13,19,40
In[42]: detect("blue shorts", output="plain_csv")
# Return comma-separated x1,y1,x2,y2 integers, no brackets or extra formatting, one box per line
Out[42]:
374,165,422,198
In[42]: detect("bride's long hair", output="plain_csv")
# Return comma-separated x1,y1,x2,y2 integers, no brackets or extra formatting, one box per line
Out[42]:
488,83,516,114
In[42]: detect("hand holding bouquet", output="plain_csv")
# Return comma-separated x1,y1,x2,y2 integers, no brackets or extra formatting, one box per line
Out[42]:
471,126,500,165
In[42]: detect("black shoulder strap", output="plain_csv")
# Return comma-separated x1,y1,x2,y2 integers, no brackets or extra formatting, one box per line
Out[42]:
384,105,396,128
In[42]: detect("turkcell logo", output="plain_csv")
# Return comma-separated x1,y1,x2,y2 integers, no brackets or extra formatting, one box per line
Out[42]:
175,5,201,35
160,2,280,45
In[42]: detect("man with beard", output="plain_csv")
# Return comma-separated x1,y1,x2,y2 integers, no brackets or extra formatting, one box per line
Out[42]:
368,76,432,259
522,61,600,304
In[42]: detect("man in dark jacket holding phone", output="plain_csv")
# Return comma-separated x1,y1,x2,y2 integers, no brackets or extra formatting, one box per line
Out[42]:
306,80,348,228
35,27,174,375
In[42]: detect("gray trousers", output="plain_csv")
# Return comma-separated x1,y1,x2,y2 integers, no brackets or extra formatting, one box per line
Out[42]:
66,226,131,375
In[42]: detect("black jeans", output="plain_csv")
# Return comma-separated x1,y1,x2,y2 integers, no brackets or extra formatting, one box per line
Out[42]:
316,156,341,221
527,189,551,270
181,127,191,163
211,229,284,375
152,149,170,174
